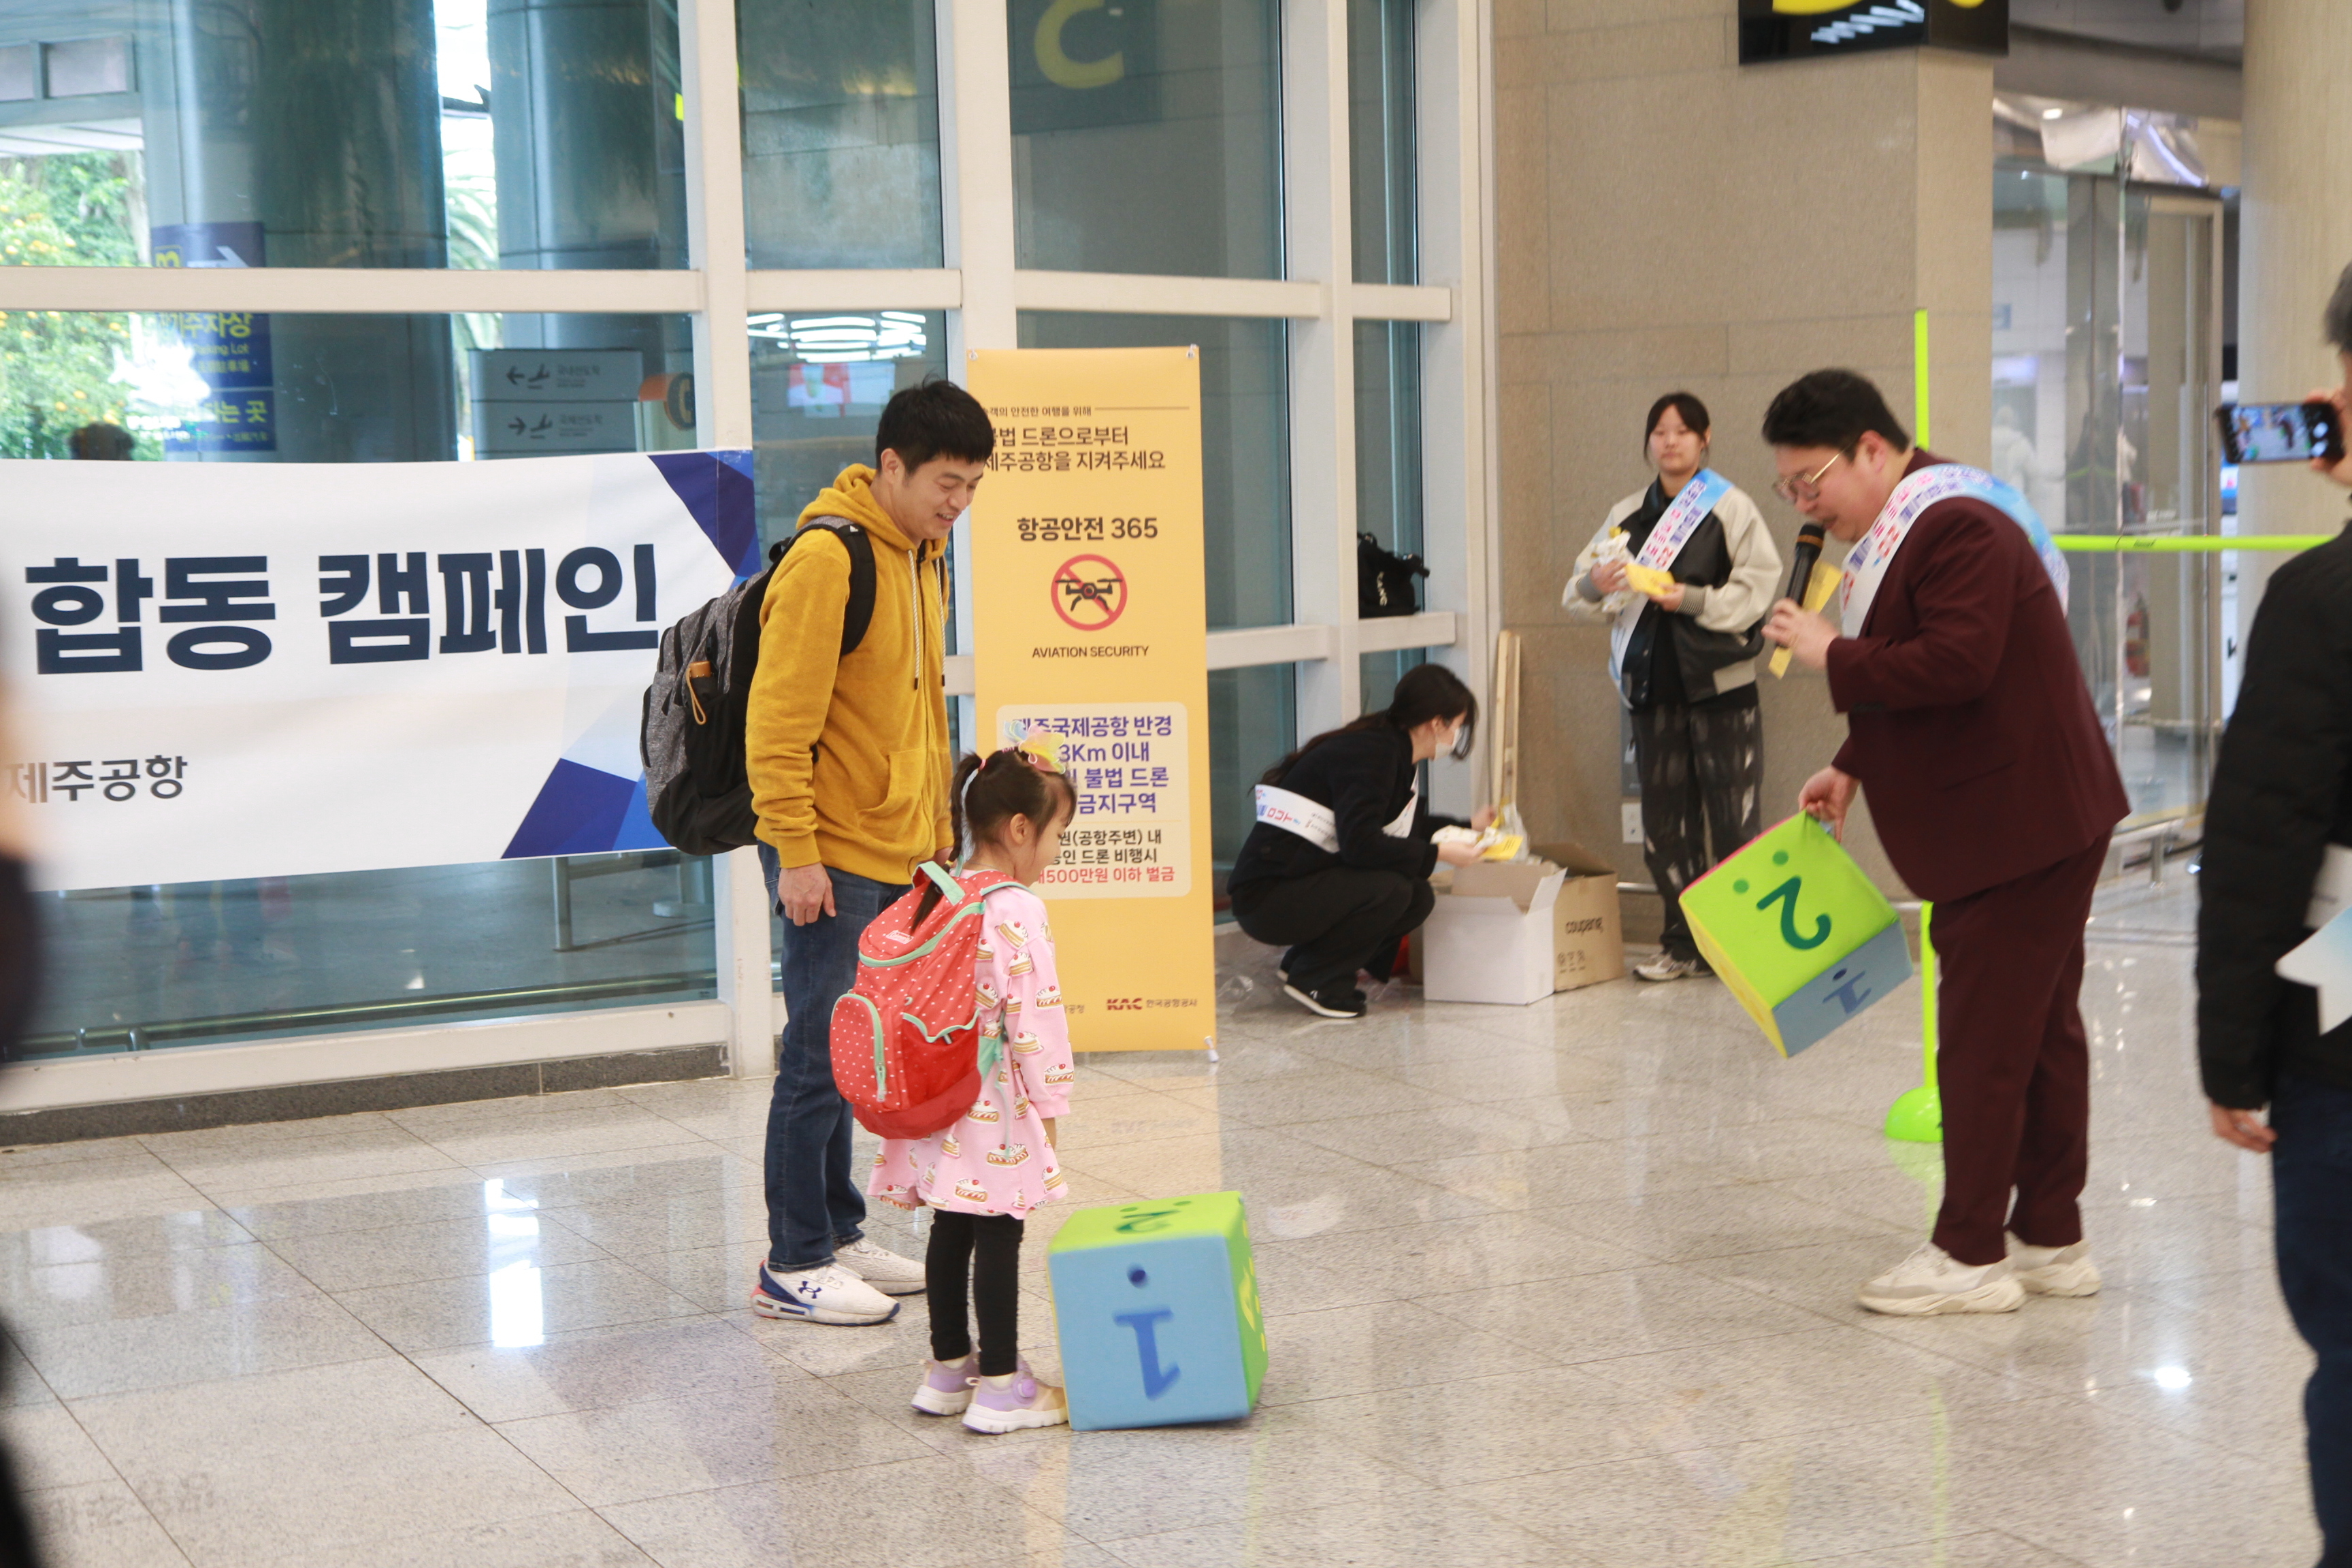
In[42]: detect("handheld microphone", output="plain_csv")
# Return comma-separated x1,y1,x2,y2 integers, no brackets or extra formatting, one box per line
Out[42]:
1784,522,1825,605
1767,522,1831,680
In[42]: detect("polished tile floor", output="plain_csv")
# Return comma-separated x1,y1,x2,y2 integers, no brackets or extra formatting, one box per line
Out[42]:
0,879,2320,1567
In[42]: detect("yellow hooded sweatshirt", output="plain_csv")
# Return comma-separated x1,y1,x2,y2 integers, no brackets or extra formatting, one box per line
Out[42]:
747,464,952,885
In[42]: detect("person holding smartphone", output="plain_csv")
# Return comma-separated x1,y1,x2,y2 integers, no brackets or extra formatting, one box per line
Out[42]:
2197,261,2352,1567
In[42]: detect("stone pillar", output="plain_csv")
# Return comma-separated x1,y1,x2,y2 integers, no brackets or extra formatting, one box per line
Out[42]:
490,0,689,359
1494,0,1993,905
2236,1,2352,622
144,0,457,461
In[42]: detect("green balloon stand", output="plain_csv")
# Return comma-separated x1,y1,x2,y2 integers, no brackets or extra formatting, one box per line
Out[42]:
1883,901,1942,1143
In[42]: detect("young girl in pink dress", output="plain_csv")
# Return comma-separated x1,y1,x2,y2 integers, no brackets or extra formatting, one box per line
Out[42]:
870,741,1079,1435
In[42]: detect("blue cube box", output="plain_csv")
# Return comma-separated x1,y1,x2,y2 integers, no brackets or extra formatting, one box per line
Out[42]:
1771,920,1916,1058
1047,1192,1266,1431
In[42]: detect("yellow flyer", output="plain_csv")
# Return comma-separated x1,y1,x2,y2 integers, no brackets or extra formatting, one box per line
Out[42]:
967,347,1215,1051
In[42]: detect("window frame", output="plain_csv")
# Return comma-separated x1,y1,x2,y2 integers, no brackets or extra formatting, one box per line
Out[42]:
0,0,1495,1113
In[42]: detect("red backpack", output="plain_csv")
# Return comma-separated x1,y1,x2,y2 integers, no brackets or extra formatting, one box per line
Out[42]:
831,864,1022,1139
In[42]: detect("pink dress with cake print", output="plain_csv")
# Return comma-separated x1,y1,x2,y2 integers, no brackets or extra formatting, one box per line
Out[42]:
868,883,1076,1218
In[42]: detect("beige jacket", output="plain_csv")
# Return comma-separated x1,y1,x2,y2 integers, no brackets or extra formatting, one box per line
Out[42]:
1563,482,1782,698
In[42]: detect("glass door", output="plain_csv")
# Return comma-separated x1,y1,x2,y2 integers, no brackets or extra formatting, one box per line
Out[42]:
1992,165,2222,821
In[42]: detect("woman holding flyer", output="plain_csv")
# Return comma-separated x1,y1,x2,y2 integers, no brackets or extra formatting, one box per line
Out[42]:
1565,392,1780,982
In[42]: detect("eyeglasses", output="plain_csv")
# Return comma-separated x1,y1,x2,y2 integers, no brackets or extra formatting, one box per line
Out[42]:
1772,451,1843,506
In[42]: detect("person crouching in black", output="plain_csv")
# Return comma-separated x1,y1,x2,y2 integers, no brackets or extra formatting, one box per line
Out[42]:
1226,664,1491,1019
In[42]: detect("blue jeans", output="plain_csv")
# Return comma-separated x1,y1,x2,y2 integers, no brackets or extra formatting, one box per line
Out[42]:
2274,1072,2352,1567
760,847,909,1271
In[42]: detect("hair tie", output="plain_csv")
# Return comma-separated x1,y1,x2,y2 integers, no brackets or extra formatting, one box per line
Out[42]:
1011,723,1068,773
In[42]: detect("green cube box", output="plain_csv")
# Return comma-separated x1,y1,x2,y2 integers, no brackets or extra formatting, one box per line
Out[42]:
1682,814,1914,1058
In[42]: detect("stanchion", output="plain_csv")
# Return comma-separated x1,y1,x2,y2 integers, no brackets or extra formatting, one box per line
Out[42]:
1883,901,1940,1143
2049,534,2335,553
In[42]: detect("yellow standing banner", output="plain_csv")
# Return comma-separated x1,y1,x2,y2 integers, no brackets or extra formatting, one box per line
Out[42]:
966,346,1215,1052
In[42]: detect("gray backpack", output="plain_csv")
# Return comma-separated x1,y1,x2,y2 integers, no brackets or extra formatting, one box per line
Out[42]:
640,523,877,855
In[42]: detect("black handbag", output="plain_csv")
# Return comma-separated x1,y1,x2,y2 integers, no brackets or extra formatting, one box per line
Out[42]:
1357,532,1429,618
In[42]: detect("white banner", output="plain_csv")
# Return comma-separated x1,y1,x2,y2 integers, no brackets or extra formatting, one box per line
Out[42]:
2,451,757,892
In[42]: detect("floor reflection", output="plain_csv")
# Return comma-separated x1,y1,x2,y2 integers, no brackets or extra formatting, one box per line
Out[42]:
484,1180,545,1350
0,877,2319,1567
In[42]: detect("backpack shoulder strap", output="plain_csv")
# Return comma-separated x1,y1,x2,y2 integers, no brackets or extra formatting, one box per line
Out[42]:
772,522,879,659
936,867,1030,915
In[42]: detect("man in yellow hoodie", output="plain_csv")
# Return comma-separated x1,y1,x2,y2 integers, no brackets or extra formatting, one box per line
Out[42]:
746,380,992,1326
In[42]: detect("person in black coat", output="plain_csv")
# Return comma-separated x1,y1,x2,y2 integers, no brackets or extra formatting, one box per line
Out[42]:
2195,261,2352,1567
0,684,44,1567
1226,664,1490,1019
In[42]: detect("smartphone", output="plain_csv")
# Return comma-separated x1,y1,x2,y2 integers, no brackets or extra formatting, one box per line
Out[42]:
2216,399,2345,465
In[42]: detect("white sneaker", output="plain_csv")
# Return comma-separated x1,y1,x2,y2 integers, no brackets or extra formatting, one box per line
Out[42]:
1857,1242,2026,1316
1634,953,1709,983
751,1260,899,1325
2008,1235,2102,1297
835,1237,927,1296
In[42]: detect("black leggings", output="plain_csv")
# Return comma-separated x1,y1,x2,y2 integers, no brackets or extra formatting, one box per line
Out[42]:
1230,866,1435,994
926,1210,1024,1375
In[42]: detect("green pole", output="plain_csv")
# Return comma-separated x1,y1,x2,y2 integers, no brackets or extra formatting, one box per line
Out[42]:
1913,308,1931,448
1884,901,1941,1143
2051,534,2336,553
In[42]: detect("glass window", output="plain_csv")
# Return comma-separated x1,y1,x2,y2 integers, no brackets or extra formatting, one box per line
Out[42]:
91,308,691,465
27,855,718,1057
1359,648,1423,715
737,1,944,270
1354,318,1423,714
0,0,689,270
1008,0,1281,279
746,310,950,551
1016,312,1290,630
10,304,692,463
1209,662,1294,908
13,309,712,1060
1348,0,1415,285
1354,320,1421,560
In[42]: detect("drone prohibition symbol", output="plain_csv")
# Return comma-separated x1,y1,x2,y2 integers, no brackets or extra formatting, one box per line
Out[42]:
1053,554,1128,630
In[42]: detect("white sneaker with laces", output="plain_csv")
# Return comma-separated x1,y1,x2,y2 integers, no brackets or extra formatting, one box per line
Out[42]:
1634,953,1709,983
2008,1235,2102,1296
1857,1241,2026,1316
834,1237,927,1295
751,1260,898,1325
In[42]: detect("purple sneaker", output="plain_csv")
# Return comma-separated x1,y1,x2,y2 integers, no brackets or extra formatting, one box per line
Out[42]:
961,1365,1068,1435
911,1355,976,1416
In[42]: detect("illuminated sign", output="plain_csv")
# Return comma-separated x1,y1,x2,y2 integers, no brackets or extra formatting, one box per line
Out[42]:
1739,0,2006,63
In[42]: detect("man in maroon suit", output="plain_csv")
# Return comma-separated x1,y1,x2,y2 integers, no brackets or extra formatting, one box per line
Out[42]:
1761,370,2128,1316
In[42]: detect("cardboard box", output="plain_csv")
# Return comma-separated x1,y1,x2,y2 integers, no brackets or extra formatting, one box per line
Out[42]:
1529,842,1627,992
1419,860,1569,1006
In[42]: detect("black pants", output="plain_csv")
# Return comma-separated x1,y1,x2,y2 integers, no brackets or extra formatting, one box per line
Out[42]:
2274,1073,2352,1565
926,1210,1024,1375
1230,867,1434,994
1631,691,1763,961
0,1313,37,1567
